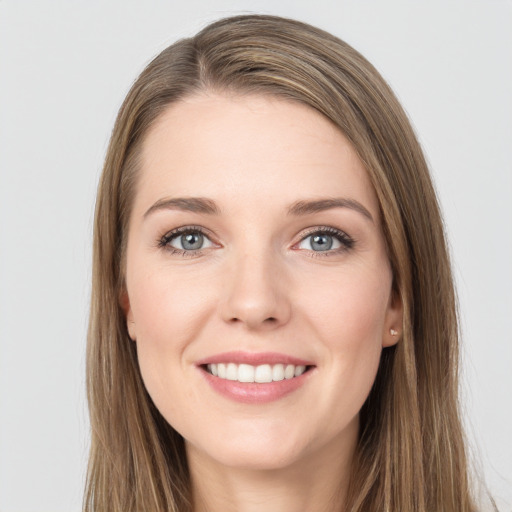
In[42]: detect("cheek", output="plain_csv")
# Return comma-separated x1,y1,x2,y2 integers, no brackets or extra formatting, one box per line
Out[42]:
129,262,212,344
299,266,390,413
302,264,391,348
126,264,213,403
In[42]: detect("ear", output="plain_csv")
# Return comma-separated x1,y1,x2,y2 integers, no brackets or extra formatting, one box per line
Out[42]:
119,289,137,341
382,288,403,348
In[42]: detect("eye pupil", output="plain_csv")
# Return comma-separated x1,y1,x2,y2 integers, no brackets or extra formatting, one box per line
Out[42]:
311,234,333,251
182,232,203,250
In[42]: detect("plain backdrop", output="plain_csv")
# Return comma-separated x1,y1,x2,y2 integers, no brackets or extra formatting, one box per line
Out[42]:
0,1,511,511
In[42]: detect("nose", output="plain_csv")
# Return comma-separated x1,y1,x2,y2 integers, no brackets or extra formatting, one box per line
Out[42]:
219,249,292,331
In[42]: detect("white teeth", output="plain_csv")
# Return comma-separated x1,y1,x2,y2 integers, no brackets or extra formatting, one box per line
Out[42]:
255,364,272,383
272,364,285,381
284,364,295,379
238,364,255,383
226,363,238,380
294,365,306,377
206,363,308,383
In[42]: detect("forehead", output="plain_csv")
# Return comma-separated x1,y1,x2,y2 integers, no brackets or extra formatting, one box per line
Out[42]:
135,93,379,218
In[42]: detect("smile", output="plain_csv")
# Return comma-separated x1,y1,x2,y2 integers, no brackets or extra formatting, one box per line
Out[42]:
206,363,308,383
196,351,315,403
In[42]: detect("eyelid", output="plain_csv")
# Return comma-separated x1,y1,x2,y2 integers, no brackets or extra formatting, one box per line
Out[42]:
157,224,354,258
293,226,355,256
159,225,214,242
158,225,219,256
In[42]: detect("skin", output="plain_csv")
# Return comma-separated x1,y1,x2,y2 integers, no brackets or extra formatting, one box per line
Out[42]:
123,93,402,512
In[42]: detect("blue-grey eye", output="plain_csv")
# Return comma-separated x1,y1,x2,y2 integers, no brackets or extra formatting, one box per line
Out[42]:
168,231,213,251
182,233,203,250
298,232,343,252
311,234,333,251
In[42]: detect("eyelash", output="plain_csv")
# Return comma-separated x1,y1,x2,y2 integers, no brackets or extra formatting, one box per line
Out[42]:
158,225,355,258
158,225,213,258
298,226,355,258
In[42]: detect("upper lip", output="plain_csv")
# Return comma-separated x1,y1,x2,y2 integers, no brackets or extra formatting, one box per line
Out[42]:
195,351,315,367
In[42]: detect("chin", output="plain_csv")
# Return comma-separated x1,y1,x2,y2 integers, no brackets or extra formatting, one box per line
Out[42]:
205,446,303,472
186,428,310,472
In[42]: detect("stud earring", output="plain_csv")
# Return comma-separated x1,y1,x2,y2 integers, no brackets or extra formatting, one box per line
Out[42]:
390,328,398,336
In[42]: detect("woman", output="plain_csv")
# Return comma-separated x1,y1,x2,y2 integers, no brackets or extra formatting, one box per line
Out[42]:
85,14,480,511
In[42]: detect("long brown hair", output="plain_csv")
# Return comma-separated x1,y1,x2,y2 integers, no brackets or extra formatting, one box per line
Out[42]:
85,14,477,511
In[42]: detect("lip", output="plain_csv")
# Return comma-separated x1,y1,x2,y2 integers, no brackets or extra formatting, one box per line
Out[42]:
195,351,315,367
199,368,314,404
195,351,316,404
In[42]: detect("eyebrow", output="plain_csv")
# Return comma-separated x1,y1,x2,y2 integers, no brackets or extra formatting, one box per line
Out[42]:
144,197,221,218
286,198,374,222
144,196,373,222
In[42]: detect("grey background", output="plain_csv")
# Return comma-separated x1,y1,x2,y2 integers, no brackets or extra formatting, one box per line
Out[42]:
0,1,511,510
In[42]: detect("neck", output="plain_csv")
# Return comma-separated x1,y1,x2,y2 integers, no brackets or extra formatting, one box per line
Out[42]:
187,425,357,512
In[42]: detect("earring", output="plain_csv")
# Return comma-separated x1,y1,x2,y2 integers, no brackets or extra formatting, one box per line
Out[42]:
390,328,398,336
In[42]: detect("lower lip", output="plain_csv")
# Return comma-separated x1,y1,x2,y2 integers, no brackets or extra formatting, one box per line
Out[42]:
199,367,314,404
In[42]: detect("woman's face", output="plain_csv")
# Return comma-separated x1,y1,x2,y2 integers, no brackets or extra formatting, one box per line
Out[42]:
123,93,402,472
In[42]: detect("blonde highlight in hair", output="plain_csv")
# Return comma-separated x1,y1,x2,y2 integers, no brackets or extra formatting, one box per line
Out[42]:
85,14,477,511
